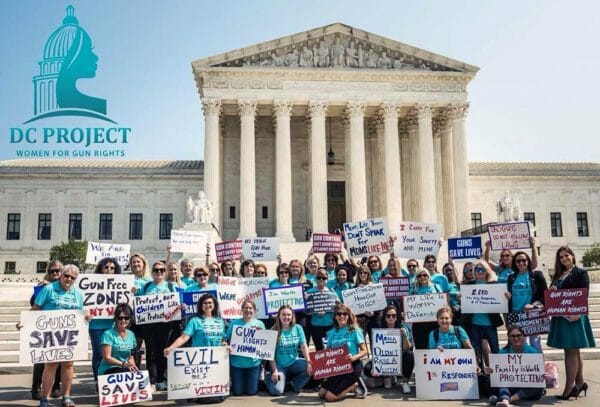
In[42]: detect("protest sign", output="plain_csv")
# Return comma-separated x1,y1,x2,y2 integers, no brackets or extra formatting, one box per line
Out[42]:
19,310,89,364
544,288,588,316
343,217,391,258
414,349,479,400
217,277,269,320
311,346,353,380
506,310,550,336
311,233,343,254
167,346,229,399
305,291,338,314
371,329,403,376
263,284,305,315
76,274,134,319
488,222,531,251
181,290,218,318
403,293,448,323
380,277,410,299
98,370,152,406
394,222,441,259
341,284,387,314
170,230,207,253
447,237,482,260
460,283,508,314
215,240,242,262
134,293,181,325
86,242,130,266
242,237,279,261
489,354,546,388
230,325,278,360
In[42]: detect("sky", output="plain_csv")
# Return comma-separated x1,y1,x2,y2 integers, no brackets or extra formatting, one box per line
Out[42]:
1,0,598,162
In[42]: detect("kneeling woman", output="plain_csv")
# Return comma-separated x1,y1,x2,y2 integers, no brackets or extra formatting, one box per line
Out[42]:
319,304,368,401
428,306,473,350
98,304,138,375
266,305,312,395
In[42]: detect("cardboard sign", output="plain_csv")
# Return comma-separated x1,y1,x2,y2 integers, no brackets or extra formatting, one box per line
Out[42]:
242,237,279,261
403,293,448,323
380,277,410,299
341,284,387,314
506,310,550,336
229,325,278,360
76,274,134,319
371,329,403,376
395,222,441,259
311,346,353,380
414,349,479,400
170,230,207,253
98,370,152,406
460,283,508,314
488,222,531,251
343,217,391,258
19,310,89,364
215,240,242,262
544,288,588,316
311,233,343,254
305,291,338,314
134,293,182,325
489,354,546,388
263,284,306,315
167,346,229,399
217,277,269,320
447,237,482,260
86,242,131,266
181,290,218,318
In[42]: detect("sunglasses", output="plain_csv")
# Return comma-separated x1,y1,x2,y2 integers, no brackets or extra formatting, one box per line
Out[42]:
385,314,397,318
474,267,486,273
417,274,429,278
49,269,61,273
117,316,131,321
62,274,76,280
153,268,166,273
209,268,219,272
103,265,115,269
317,276,328,280
407,264,417,268
336,312,348,317
255,272,267,275
196,273,208,278
444,268,453,272
368,260,379,264
278,270,290,274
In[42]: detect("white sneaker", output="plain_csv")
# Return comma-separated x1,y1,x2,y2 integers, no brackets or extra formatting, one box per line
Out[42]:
401,382,411,394
156,382,167,391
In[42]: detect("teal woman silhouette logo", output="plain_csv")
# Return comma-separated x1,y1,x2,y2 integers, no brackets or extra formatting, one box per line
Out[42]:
25,5,115,124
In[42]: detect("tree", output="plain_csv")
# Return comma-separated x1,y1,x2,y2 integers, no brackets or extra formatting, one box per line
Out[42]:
582,243,600,267
49,240,89,271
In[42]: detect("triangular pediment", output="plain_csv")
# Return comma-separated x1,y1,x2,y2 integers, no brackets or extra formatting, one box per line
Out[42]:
193,23,478,73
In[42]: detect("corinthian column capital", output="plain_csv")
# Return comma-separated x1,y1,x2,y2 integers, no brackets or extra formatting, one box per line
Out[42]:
273,100,293,118
201,98,222,116
379,102,400,120
416,103,432,119
308,100,328,119
345,101,366,119
238,99,258,118
450,102,470,120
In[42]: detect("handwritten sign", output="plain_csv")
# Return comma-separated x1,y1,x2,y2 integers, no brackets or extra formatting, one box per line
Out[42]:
242,237,279,261
134,293,181,325
380,277,410,299
215,240,242,262
19,310,89,364
98,370,152,406
371,329,403,376
76,274,134,319
312,233,343,254
230,325,277,360
488,222,530,251
343,217,391,258
263,285,305,315
414,349,479,400
403,293,448,323
460,283,508,314
395,222,441,259
181,290,218,318
506,310,550,336
305,291,338,314
167,346,229,399
544,288,588,316
447,237,482,260
217,277,269,320
489,354,545,388
86,242,131,266
341,284,387,314
170,230,207,253
311,346,353,380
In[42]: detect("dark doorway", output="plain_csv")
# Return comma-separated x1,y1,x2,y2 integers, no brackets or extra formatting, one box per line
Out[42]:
327,181,346,233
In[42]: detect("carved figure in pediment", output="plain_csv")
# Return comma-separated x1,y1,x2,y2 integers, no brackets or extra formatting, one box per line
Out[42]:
315,40,330,68
330,37,345,68
377,51,392,69
260,52,284,67
357,43,365,68
285,48,299,67
418,62,431,70
345,40,359,68
299,45,314,67
365,48,378,68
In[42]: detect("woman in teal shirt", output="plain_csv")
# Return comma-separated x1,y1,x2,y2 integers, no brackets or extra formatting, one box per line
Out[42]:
99,303,138,375
411,269,443,349
428,306,472,350
307,269,337,350
328,264,353,300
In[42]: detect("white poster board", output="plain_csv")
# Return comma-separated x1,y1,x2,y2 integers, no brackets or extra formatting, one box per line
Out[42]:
86,242,131,266
170,230,208,253
263,284,306,315
394,222,441,259
134,293,181,325
460,283,508,314
341,284,387,314
414,349,479,400
403,293,448,323
371,329,403,376
217,277,269,320
77,274,134,319
98,370,152,406
230,325,278,360
19,310,89,364
167,346,229,399
489,353,546,388
487,222,531,251
343,217,391,258
241,237,279,261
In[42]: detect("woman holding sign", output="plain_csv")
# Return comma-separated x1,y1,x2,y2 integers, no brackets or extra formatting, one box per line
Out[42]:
98,303,138,375
548,246,595,400
127,253,151,371
410,269,444,349
307,269,337,351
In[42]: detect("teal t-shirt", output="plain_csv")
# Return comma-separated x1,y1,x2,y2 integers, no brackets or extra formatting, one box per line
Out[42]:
275,324,306,368
428,326,469,349
306,287,335,327
34,281,83,310
447,282,460,308
182,276,195,287
500,343,539,354
511,273,532,312
328,281,352,300
138,281,172,295
305,274,317,285
496,266,513,284
183,316,225,347
269,280,289,289
411,284,441,295
431,273,450,292
371,270,383,283
326,325,365,356
472,281,492,326
98,328,137,375
226,318,266,368
90,319,114,330
133,276,152,291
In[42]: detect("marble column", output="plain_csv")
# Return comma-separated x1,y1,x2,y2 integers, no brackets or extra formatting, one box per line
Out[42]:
372,118,385,217
433,121,444,232
399,120,412,221
439,110,457,236
238,99,258,238
407,113,420,220
451,103,470,232
308,100,329,233
202,98,222,229
416,104,437,223
346,101,368,221
273,100,295,241
380,103,402,229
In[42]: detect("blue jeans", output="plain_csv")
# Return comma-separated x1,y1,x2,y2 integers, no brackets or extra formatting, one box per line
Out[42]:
265,358,310,395
499,387,544,401
230,365,261,396
468,324,499,366
89,328,108,381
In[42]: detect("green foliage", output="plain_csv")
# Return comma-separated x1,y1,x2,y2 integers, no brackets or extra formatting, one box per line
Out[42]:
49,240,89,271
582,243,600,267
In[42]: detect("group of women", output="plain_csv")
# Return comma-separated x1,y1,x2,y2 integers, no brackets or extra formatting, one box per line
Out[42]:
21,242,595,406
